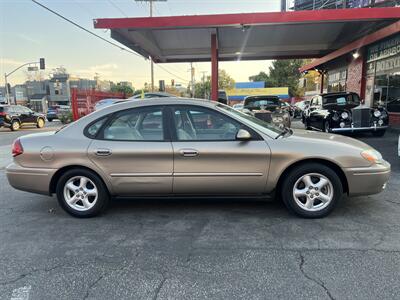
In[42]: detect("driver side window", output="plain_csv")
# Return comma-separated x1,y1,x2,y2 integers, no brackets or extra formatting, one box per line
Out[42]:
173,106,241,141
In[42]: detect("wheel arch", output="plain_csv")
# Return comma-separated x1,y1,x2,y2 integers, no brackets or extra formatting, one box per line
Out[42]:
275,158,349,197
49,165,112,195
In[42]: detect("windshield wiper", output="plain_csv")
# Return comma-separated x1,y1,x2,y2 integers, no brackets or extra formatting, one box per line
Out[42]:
275,127,292,139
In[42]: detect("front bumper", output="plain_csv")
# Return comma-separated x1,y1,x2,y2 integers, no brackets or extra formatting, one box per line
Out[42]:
331,125,388,133
344,160,391,196
6,162,56,195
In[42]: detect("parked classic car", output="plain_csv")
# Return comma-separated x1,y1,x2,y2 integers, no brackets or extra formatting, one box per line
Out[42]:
303,92,388,136
6,98,390,219
0,105,46,131
243,95,291,128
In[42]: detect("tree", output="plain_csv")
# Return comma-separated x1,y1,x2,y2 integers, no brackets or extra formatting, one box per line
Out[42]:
111,85,134,96
194,69,235,99
249,59,307,97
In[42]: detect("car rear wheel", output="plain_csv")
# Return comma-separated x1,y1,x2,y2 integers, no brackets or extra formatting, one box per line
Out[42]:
56,169,109,218
281,163,343,218
47,118,53,122
11,120,20,131
372,130,385,137
36,118,45,128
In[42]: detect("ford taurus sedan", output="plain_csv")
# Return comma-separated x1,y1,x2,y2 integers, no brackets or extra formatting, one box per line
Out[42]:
6,98,390,218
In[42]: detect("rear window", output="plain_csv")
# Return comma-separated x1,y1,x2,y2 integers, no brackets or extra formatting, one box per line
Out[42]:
244,97,280,108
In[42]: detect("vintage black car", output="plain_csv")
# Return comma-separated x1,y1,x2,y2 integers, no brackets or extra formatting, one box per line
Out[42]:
242,95,291,128
303,92,388,137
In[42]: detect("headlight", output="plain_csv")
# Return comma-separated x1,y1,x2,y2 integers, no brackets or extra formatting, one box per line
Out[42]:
272,116,284,123
341,112,349,119
361,149,383,164
373,110,381,118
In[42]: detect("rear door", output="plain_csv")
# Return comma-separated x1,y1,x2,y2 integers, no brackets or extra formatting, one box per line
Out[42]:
169,105,270,195
87,105,173,196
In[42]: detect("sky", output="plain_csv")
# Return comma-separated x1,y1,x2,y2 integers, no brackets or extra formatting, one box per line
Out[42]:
0,0,282,89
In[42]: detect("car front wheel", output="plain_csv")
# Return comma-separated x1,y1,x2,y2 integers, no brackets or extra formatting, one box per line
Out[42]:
36,118,45,128
56,169,109,218
281,163,343,218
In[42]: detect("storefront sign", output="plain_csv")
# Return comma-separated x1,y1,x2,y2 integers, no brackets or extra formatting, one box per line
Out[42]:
328,69,347,84
375,55,400,74
367,34,400,62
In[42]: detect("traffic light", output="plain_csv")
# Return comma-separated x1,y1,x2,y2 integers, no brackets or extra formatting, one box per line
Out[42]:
171,79,175,86
159,80,165,92
39,58,45,70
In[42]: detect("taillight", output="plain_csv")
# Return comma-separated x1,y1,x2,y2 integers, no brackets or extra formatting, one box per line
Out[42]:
0,112,6,116
12,139,24,157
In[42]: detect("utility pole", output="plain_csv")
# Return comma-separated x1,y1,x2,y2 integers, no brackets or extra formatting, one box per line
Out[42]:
190,62,195,98
136,0,167,92
150,0,154,92
200,71,208,99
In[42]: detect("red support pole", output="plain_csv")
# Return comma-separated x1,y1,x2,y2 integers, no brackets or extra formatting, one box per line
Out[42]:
211,33,219,101
71,88,79,121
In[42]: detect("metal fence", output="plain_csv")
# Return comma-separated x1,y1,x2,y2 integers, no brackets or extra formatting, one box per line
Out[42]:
71,88,125,120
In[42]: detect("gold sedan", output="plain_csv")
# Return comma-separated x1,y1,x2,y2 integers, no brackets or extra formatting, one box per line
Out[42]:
6,98,390,218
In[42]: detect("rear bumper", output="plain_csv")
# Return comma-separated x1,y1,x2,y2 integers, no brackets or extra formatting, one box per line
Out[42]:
6,162,56,195
343,161,391,196
331,125,388,133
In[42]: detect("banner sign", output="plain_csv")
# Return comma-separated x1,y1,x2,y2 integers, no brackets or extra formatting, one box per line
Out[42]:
226,87,289,101
367,34,400,62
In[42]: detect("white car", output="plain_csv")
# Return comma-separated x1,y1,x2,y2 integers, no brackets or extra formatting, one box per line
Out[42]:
94,99,127,111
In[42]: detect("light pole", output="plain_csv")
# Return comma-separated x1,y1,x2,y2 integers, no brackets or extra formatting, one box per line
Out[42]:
4,58,45,105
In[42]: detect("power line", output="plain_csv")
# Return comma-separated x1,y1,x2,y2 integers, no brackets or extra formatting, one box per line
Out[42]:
31,0,142,58
155,64,189,83
107,0,128,17
31,0,190,84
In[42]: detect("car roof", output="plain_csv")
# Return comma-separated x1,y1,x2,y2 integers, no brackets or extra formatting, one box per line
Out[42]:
320,92,356,97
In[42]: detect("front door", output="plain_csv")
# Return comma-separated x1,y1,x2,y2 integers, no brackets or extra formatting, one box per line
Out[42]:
88,106,173,196
170,105,270,195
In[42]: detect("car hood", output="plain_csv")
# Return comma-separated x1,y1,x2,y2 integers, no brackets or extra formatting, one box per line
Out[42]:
288,129,372,150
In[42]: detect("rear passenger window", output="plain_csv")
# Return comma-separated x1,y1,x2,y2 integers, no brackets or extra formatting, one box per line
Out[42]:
102,107,164,141
86,117,107,138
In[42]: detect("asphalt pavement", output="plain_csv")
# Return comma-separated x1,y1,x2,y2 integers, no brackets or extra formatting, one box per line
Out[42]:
0,120,399,299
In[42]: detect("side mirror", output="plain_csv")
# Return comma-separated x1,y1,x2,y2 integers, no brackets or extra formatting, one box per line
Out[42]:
236,129,252,141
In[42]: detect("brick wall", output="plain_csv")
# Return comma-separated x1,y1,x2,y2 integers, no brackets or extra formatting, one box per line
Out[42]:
346,55,364,96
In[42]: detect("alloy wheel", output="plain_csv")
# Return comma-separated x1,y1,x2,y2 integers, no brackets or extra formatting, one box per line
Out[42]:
63,176,98,212
12,121,20,131
37,118,44,128
292,173,334,212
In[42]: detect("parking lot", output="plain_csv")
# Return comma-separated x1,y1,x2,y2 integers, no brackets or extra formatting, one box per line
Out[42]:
0,120,399,299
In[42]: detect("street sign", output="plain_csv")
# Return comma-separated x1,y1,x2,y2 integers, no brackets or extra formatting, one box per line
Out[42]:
28,66,38,72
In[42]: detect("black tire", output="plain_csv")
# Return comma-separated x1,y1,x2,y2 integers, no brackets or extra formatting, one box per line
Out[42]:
36,118,45,128
324,120,330,133
372,130,385,137
10,120,20,131
56,168,109,218
281,163,343,218
304,119,311,130
47,118,53,122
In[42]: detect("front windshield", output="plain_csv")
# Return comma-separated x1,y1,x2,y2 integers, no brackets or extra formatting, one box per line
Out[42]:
244,97,280,109
323,94,360,106
217,104,285,136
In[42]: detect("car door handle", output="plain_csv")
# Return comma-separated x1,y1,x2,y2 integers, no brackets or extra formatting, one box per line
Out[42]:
95,149,112,156
179,149,199,157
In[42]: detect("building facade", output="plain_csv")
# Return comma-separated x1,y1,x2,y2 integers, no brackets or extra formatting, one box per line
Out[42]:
300,27,400,125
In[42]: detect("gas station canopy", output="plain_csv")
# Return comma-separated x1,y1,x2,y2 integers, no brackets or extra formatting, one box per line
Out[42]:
94,8,400,63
